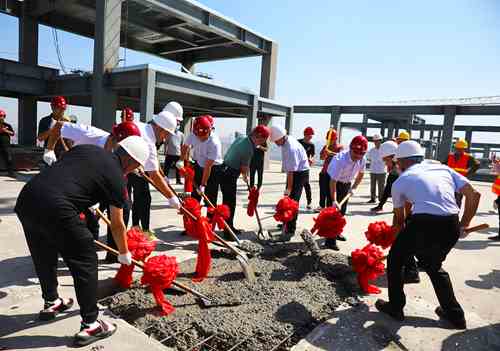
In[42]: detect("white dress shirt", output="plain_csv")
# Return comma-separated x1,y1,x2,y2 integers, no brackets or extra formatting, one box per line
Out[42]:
184,133,223,167
60,122,110,149
392,162,469,216
367,146,386,174
281,136,310,172
327,150,366,183
134,121,160,172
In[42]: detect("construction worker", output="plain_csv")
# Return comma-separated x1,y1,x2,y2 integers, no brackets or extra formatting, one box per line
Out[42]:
366,134,386,204
270,125,310,240
298,127,316,209
490,158,500,241
326,135,367,250
249,139,268,189
163,104,184,185
221,125,271,238
14,137,150,346
315,127,343,212
376,141,481,329
38,96,72,162
181,115,223,209
120,107,135,122
0,109,15,177
396,130,410,144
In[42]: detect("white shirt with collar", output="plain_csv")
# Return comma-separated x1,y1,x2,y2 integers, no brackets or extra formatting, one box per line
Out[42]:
184,133,223,168
281,136,310,172
327,149,366,183
367,146,386,174
134,121,160,172
60,122,110,149
391,162,469,216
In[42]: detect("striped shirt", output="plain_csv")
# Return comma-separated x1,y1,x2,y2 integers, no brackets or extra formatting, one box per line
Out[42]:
327,150,366,183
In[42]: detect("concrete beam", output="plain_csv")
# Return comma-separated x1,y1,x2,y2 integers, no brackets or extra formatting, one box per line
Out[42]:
330,106,341,138
18,4,38,146
361,114,368,136
465,129,473,149
437,106,456,161
246,95,258,135
260,42,278,99
91,0,121,131
140,69,156,122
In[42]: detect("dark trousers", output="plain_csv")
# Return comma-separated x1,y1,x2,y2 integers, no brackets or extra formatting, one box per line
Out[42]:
128,173,151,230
304,182,312,205
379,172,399,207
325,181,351,246
319,172,332,208
387,214,464,319
0,143,13,173
219,165,241,229
83,208,99,240
105,199,131,249
191,163,221,209
250,158,264,189
17,212,99,324
163,154,181,183
497,196,500,235
286,170,310,234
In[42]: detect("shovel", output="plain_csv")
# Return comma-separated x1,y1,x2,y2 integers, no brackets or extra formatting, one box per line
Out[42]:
243,179,269,241
92,210,218,308
138,170,256,283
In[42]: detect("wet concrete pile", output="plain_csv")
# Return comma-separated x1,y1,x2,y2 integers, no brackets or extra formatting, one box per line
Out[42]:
104,242,361,351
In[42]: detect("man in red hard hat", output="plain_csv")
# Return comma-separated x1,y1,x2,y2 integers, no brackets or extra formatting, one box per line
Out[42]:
325,135,367,250
38,96,72,163
0,109,16,177
181,115,223,210
120,107,135,122
298,127,316,210
219,125,271,238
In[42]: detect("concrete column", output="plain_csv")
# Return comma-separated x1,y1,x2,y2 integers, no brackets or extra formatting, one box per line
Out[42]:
92,0,122,131
387,123,395,138
465,129,473,150
419,128,425,140
483,147,490,159
437,106,456,161
380,126,386,138
140,69,156,122
285,108,294,136
361,114,368,136
18,4,39,146
182,61,196,73
246,95,259,135
430,129,434,141
259,42,278,99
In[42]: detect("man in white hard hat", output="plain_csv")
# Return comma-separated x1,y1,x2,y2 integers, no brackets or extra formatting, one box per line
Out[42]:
162,102,184,185
15,137,149,347
270,125,310,241
366,134,386,204
375,141,481,330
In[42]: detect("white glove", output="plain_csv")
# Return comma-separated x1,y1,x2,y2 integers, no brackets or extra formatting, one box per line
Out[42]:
175,160,184,169
349,187,356,196
163,176,170,184
43,150,57,166
118,252,132,265
167,196,181,210
242,173,249,184
197,185,206,195
459,226,468,239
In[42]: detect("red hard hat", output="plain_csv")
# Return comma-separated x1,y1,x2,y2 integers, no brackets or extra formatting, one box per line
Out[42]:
253,125,270,139
304,127,314,136
121,107,134,122
193,116,212,137
199,114,214,127
350,135,368,153
0,109,5,117
51,96,67,110
112,122,141,142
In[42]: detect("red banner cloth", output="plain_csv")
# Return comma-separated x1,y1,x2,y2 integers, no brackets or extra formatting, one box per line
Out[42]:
191,217,215,283
179,165,195,193
141,255,179,315
274,196,299,223
365,221,397,249
351,244,385,294
311,207,347,239
207,204,230,230
247,187,259,217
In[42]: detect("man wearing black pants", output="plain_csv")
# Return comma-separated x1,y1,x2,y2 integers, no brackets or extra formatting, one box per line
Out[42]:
0,109,15,177
376,141,481,329
298,127,316,209
250,142,267,189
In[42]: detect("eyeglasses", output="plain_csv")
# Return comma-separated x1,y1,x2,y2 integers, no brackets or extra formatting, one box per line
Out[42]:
352,150,366,156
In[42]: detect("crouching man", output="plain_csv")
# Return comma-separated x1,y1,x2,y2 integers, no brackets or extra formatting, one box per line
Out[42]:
15,136,149,346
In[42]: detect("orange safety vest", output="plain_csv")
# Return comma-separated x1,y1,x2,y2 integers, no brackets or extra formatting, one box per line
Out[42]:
447,153,470,176
492,176,500,195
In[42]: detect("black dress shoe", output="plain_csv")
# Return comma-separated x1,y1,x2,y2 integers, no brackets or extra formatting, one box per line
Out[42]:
324,239,339,251
488,235,500,241
403,272,421,284
370,205,383,212
375,299,404,321
435,307,466,329
337,234,347,241
367,199,376,204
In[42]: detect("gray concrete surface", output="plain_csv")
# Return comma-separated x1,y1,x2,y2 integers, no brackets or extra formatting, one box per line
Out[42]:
1,162,499,350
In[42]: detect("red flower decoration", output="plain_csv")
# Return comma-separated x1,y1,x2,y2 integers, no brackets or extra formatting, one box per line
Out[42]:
178,166,195,193
79,212,86,221
247,186,259,217
365,221,397,249
191,217,215,283
311,207,346,239
207,204,230,230
351,244,386,294
274,196,299,223
141,255,179,315
114,227,157,289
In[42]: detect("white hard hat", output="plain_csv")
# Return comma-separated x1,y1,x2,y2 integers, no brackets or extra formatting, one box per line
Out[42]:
372,133,382,141
379,141,398,158
270,125,287,142
118,135,150,166
395,140,424,159
153,110,177,134
163,101,183,122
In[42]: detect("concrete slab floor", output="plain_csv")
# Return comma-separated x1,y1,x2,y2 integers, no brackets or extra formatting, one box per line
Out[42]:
1,162,499,350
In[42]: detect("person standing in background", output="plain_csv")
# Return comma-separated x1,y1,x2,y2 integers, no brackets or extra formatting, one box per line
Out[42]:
38,96,72,162
490,157,500,241
250,139,268,189
298,127,316,210
366,134,386,204
0,109,15,177
163,124,184,185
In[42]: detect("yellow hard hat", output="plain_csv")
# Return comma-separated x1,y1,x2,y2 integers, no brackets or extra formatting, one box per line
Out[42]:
398,131,410,141
455,138,468,149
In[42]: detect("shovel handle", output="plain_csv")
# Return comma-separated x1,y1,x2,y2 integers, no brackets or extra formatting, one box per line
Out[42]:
465,223,489,234
338,193,352,208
